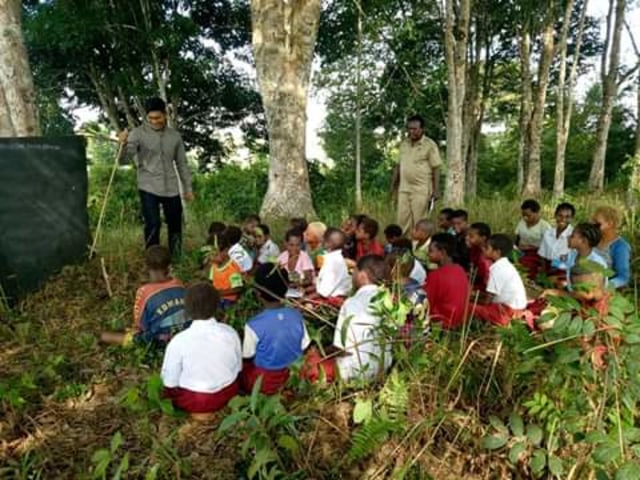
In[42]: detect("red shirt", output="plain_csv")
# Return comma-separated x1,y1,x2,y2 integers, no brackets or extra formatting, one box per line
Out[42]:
469,246,492,292
356,239,385,259
425,263,470,329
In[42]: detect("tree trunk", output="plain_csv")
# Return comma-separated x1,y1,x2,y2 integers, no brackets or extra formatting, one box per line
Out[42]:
0,0,40,137
251,0,319,220
0,85,15,136
628,74,640,208
517,30,533,193
523,16,555,197
355,0,363,210
444,0,471,206
553,0,588,198
589,0,626,191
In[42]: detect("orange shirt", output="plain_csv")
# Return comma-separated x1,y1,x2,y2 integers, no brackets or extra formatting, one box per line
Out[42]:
210,260,244,301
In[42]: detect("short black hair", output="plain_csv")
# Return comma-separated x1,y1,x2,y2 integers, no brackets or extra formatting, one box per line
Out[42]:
217,230,233,252
430,233,455,257
390,237,413,254
386,251,414,278
521,199,541,213
225,226,242,244
555,202,576,217
285,228,303,243
488,234,514,258
324,227,346,248
289,217,308,235
469,222,491,239
145,97,167,114
356,255,389,285
207,221,226,245
144,245,172,272
359,217,379,239
439,208,454,219
451,209,468,221
407,114,425,128
384,224,403,239
185,282,219,320
254,263,289,302
258,223,270,236
573,223,602,247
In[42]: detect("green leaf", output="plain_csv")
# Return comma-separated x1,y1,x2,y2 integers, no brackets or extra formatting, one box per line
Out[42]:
219,411,245,433
248,448,277,480
582,320,596,336
113,452,129,480
145,465,160,480
508,441,527,464
530,449,546,475
110,431,123,453
548,455,563,477
277,434,299,452
593,443,621,464
585,431,608,444
526,424,543,446
353,398,373,424
509,412,524,437
146,374,164,403
483,433,508,450
616,462,640,480
489,415,506,432
250,376,263,413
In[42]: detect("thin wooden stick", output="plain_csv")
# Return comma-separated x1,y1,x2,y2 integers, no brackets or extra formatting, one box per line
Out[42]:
100,258,113,298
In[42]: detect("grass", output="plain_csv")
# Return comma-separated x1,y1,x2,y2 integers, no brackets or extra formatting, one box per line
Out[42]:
0,191,638,478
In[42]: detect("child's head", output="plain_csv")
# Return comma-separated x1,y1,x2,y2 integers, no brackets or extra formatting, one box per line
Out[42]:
255,224,271,247
324,227,346,252
412,219,436,243
284,228,303,256
554,202,575,230
521,199,542,227
353,254,389,288
242,214,261,235
592,205,620,234
341,214,367,236
383,224,403,243
484,234,514,262
225,226,243,245
390,237,413,255
185,282,220,321
254,263,288,304
438,208,454,231
386,251,414,280
451,209,469,234
569,223,602,250
212,231,233,265
428,233,455,265
207,221,226,246
356,217,379,241
289,217,308,236
144,245,172,279
466,222,491,248
304,222,327,250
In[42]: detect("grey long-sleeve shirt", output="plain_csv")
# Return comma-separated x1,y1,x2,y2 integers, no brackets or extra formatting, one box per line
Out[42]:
125,124,193,197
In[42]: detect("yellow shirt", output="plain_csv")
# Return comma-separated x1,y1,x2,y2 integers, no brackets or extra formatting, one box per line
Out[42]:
398,136,442,194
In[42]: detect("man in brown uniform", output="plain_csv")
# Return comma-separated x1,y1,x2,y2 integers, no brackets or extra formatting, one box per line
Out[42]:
392,115,442,234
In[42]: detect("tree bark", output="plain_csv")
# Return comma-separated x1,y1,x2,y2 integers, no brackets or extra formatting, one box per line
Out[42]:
0,84,15,136
443,0,471,206
523,15,555,197
0,0,40,137
553,0,588,198
251,0,319,220
517,30,533,193
589,0,626,191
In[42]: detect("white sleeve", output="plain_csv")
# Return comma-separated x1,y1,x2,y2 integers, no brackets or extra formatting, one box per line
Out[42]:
486,268,500,297
316,258,337,297
242,325,258,359
301,322,311,350
537,233,550,259
160,339,182,388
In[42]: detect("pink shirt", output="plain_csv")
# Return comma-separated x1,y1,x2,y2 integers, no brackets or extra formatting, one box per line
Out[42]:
277,251,315,280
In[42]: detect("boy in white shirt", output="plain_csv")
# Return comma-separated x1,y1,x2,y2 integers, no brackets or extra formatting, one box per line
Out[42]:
315,228,352,303
161,283,242,414
255,224,280,265
472,234,527,327
515,199,551,279
538,203,575,277
226,225,254,273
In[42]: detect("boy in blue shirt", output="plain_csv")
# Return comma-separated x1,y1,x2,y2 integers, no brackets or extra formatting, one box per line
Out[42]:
241,263,310,395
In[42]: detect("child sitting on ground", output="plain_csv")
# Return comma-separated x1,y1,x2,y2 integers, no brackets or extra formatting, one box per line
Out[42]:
383,224,403,255
241,264,311,395
472,234,527,327
210,232,244,309
101,245,188,346
355,217,385,258
450,209,471,271
314,228,352,305
538,202,575,278
227,225,254,273
438,208,455,234
161,283,242,415
200,221,226,268
302,255,393,383
277,228,315,291
515,199,550,279
593,205,632,289
289,217,308,249
412,219,436,267
341,214,366,260
424,234,470,329
240,214,261,259
256,224,280,265
391,238,427,284
466,222,492,292
304,221,327,270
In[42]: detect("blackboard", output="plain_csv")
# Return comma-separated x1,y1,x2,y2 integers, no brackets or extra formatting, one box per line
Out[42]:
0,136,89,304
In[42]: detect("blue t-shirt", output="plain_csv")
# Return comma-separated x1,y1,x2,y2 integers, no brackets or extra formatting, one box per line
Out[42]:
247,307,307,370
135,280,189,344
595,237,632,289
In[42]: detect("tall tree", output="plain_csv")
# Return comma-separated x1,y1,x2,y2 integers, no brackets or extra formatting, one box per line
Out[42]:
588,0,626,190
625,20,640,207
0,0,39,137
251,0,320,219
443,0,472,205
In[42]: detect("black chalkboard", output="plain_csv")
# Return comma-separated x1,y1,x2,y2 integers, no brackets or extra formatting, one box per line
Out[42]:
0,136,89,304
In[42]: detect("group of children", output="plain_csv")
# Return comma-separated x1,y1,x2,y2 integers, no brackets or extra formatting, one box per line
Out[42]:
102,200,632,416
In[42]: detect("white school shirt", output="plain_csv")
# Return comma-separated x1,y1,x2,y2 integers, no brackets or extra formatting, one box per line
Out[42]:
487,258,528,310
316,250,352,297
409,259,427,285
229,243,254,272
333,285,392,382
257,239,281,264
538,225,573,263
515,219,552,248
161,318,242,393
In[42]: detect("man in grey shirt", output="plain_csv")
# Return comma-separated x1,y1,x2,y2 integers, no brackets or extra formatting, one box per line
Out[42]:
119,97,193,256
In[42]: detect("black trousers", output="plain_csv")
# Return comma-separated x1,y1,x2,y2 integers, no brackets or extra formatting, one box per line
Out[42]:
139,190,183,256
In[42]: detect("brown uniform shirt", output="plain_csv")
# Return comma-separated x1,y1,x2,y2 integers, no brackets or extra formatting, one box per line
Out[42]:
398,136,442,194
